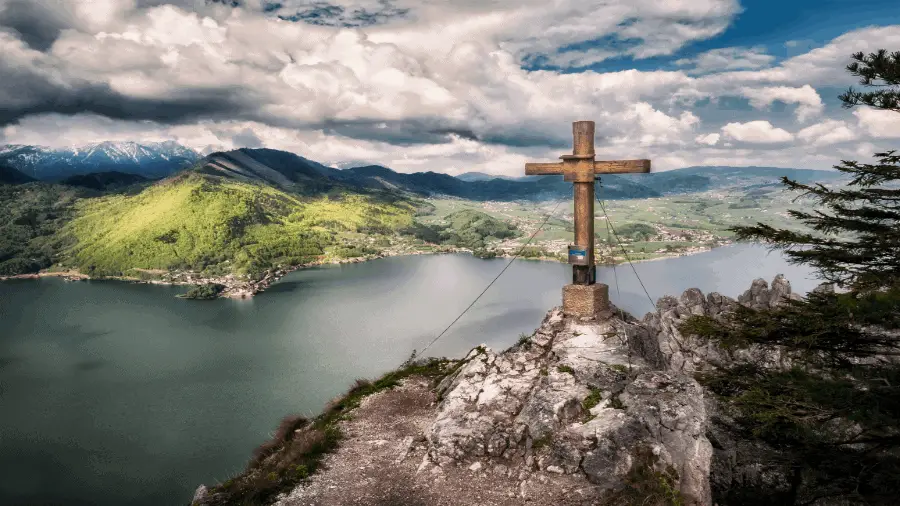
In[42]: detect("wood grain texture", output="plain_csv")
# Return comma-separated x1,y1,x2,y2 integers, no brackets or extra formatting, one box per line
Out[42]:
593,160,651,173
572,121,595,157
573,181,595,285
524,163,564,175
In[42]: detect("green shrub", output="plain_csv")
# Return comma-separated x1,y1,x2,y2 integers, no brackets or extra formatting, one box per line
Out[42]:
178,283,225,300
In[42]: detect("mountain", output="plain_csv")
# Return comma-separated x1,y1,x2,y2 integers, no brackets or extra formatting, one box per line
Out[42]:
195,148,344,195
0,144,851,286
191,150,655,200
0,164,35,184
61,170,420,280
190,148,852,201
631,166,847,196
0,141,200,181
2,141,846,201
338,165,659,200
455,171,523,182
60,171,149,192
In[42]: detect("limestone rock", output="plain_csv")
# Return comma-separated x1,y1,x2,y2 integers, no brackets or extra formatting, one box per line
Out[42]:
737,274,800,309
624,275,800,373
426,308,713,504
192,485,208,504
423,275,812,505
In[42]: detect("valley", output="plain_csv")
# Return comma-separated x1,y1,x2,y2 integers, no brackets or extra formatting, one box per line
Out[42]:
418,179,823,264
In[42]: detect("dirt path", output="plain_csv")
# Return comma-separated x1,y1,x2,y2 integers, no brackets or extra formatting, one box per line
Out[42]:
273,376,603,506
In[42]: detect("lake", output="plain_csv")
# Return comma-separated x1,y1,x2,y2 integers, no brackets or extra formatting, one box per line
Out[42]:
0,244,820,505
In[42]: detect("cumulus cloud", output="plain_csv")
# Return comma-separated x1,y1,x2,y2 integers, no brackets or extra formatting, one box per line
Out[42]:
739,85,824,122
696,133,720,146
854,108,900,139
721,121,794,144
796,120,858,146
0,0,897,175
696,26,900,90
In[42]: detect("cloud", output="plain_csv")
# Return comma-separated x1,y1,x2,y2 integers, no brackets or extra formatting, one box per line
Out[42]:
0,0,73,50
271,0,411,27
697,26,900,90
796,120,857,146
610,102,700,147
739,85,823,122
675,46,774,74
300,0,743,68
695,133,720,146
853,108,900,139
0,1,897,175
721,121,794,144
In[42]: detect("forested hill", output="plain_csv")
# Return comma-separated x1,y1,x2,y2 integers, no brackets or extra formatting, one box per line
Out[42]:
0,164,35,184
0,169,424,280
0,164,510,284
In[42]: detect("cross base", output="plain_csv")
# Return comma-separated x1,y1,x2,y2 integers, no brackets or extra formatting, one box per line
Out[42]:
563,283,613,320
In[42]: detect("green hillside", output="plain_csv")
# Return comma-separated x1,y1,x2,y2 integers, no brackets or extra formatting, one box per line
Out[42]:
402,209,520,255
62,173,418,278
0,183,81,275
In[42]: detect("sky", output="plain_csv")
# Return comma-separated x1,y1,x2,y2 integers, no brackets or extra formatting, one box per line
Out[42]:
1,0,899,175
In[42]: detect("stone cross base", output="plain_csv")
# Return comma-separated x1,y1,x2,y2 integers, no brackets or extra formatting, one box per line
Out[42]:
563,283,613,319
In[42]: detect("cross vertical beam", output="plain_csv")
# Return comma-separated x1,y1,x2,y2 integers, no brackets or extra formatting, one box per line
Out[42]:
524,121,651,318
571,121,596,285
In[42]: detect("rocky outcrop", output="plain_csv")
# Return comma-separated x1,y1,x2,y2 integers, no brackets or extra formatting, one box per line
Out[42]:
423,275,812,506
425,308,714,504
623,274,804,373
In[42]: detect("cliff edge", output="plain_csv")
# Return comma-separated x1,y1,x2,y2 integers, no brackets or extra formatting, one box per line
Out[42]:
192,275,808,506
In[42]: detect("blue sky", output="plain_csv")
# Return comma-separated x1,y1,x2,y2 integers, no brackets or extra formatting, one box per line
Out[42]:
545,0,900,73
0,0,899,174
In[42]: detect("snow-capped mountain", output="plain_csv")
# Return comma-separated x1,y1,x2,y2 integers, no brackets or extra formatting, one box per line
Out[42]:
0,141,201,181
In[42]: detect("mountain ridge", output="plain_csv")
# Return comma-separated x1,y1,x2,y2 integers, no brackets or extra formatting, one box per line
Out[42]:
200,149,847,201
0,141,200,181
1,142,849,201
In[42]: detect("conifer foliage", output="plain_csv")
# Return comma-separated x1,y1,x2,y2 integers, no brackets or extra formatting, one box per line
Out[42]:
680,51,900,505
839,50,900,112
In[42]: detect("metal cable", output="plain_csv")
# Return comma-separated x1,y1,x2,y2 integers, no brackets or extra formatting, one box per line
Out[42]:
416,198,566,358
596,180,668,354
605,215,633,370
595,189,658,312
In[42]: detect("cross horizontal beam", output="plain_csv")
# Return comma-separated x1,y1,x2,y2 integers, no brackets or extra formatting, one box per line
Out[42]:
524,159,651,176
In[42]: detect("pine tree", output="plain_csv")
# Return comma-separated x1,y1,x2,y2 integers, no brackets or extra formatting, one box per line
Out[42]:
679,51,900,505
839,50,900,112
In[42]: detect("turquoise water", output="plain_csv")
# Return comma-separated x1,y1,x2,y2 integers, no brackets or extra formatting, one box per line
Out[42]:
0,244,818,505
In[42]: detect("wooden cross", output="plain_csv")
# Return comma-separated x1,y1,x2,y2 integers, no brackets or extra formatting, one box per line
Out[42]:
525,121,651,286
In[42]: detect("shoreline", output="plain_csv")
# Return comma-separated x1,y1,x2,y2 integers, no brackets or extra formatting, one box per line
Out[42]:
0,242,734,298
